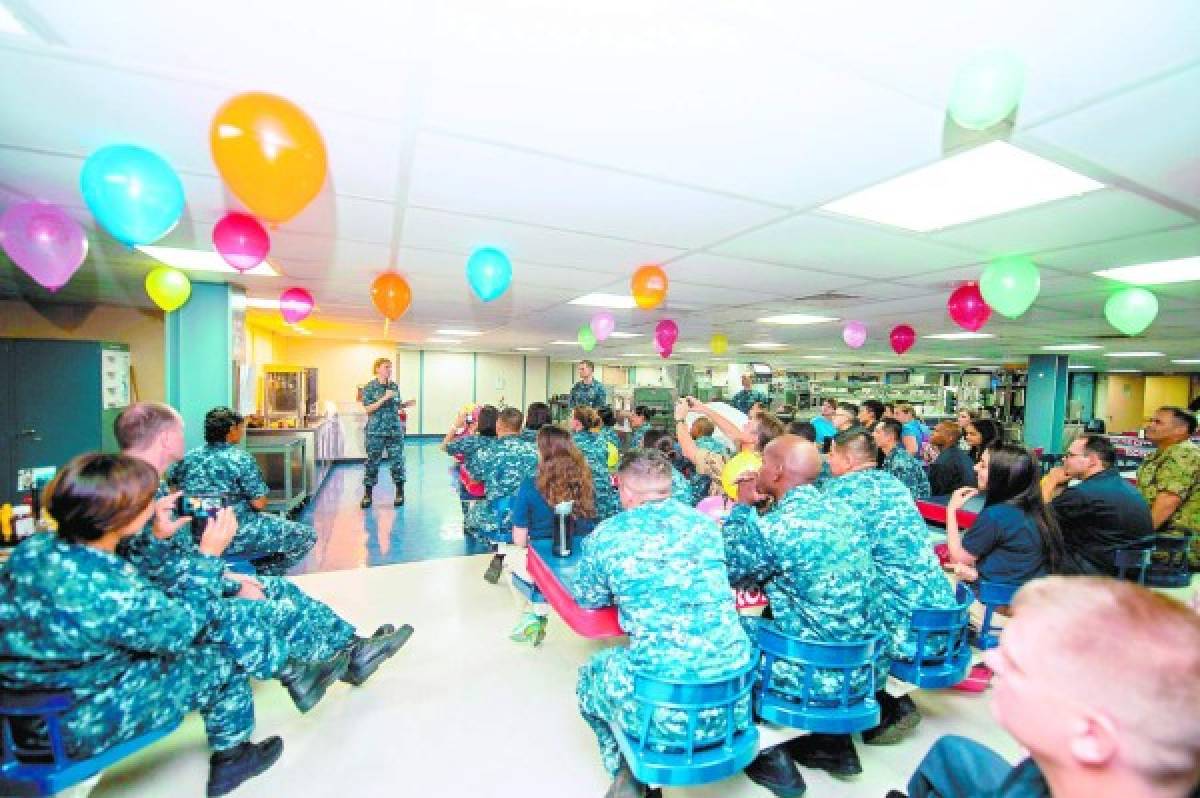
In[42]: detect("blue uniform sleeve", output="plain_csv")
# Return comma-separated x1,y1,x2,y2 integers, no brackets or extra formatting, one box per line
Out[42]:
361,381,377,410
573,530,614,608
722,505,776,587
596,384,608,408
236,450,269,500
961,506,1003,560
511,478,534,528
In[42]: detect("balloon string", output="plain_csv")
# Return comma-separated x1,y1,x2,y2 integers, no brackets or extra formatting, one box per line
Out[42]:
383,318,390,337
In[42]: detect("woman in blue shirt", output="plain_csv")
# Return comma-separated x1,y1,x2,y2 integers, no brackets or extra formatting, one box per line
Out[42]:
509,426,596,645
944,443,1067,586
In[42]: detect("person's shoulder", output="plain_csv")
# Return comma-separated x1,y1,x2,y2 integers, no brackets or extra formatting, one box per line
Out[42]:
1167,440,1200,464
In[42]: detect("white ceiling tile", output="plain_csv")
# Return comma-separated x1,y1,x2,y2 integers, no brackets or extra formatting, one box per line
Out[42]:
1034,225,1200,274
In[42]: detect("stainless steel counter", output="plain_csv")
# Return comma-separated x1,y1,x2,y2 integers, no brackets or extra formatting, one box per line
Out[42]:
246,417,340,494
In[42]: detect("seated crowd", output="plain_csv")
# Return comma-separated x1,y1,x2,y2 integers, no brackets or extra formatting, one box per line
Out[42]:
2,370,1198,798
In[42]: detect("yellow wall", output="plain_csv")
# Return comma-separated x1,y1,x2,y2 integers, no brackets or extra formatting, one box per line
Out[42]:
1144,375,1191,417
1103,373,1146,434
273,337,399,406
0,299,165,402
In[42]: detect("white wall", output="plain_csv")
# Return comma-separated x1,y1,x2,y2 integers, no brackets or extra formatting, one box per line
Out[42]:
476,353,525,408
420,352,475,434
524,356,548,405
548,361,574,397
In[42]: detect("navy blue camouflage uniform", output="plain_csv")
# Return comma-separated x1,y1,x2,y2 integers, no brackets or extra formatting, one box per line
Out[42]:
361,378,407,489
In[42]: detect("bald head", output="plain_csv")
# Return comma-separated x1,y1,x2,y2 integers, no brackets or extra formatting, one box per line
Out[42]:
758,434,822,499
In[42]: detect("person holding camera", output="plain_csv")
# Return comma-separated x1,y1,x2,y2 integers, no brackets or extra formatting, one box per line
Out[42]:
169,406,316,575
360,357,415,508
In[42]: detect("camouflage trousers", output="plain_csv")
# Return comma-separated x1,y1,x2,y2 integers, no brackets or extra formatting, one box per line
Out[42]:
576,647,752,777
364,432,406,488
227,512,317,575
63,645,254,757
206,577,357,676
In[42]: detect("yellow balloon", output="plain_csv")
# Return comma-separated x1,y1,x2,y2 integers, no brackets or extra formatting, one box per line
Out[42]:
210,92,328,223
145,266,191,312
711,333,729,355
606,441,619,470
721,451,762,499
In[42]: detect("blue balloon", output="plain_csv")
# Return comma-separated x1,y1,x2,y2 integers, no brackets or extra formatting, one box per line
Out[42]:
80,145,185,247
466,247,512,302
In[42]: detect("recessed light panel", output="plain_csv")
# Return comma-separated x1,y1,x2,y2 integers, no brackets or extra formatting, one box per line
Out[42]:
1094,257,1200,285
137,246,280,277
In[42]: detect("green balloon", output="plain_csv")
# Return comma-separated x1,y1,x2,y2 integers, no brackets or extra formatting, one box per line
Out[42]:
980,256,1041,319
949,51,1025,131
1104,287,1159,336
577,324,597,352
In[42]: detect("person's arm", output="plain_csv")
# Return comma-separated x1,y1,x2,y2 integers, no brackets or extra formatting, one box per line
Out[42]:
595,384,608,409
945,486,981,565
722,506,775,587
441,411,469,451
362,384,396,415
1150,492,1183,530
573,532,613,609
902,433,919,455
511,480,533,547
688,397,745,450
1040,466,1071,504
672,399,703,465
236,450,271,512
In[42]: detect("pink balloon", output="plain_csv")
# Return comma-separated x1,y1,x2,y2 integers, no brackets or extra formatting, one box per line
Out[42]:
842,321,867,349
947,282,992,332
280,287,314,324
696,495,732,520
0,202,88,291
590,310,616,342
213,211,269,272
655,318,679,349
890,324,916,355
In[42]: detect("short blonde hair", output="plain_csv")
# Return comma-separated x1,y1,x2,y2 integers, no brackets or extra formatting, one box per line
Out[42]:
1013,577,1200,779
373,357,392,372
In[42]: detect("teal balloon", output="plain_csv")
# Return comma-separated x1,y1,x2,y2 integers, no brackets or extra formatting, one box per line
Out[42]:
80,145,185,246
466,247,512,302
949,51,1025,131
1104,287,1159,336
577,324,597,352
980,256,1041,319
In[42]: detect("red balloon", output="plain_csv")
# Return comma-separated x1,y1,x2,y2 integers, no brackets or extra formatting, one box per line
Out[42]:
890,324,916,355
947,282,992,332
212,212,269,272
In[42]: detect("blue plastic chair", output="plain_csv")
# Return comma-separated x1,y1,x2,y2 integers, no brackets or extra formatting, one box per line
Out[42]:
612,661,759,788
1113,548,1152,585
890,583,973,688
973,581,1020,651
753,624,881,734
0,689,177,797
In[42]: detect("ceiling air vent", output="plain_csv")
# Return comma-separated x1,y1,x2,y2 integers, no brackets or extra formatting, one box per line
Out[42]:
792,291,862,301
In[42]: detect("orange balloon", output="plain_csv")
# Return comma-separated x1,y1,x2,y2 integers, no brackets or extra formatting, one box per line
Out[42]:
371,273,411,320
631,265,668,310
210,92,327,223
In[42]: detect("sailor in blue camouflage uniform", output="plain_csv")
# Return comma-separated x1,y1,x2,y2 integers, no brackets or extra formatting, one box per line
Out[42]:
521,401,552,443
360,357,415,508
825,430,956,744
642,429,696,505
729,373,770,415
469,408,540,581
568,359,608,409
0,453,283,797
169,407,316,575
118,402,414,710
721,434,881,794
574,449,754,798
572,406,621,520
875,419,932,500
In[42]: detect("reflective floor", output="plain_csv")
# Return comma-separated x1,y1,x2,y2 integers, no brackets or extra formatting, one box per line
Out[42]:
293,439,491,574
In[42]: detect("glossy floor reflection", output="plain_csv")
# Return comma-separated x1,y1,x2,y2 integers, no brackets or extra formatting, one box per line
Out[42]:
293,439,491,575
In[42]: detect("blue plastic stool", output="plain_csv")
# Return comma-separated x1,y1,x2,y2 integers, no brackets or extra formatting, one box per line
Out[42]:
222,549,276,576
0,689,177,797
890,583,974,688
973,581,1020,651
1113,548,1152,585
753,624,881,734
612,661,759,788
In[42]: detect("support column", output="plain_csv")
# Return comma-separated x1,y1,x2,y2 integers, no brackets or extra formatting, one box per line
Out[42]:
1023,354,1069,455
165,282,244,451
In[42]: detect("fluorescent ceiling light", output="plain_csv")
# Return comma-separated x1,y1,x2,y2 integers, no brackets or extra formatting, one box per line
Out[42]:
758,314,839,325
944,356,983,361
1104,352,1164,358
680,347,707,353
515,347,542,352
1093,256,1200,285
925,363,960,368
923,332,995,340
1042,343,1103,351
1107,369,1140,373
136,246,280,277
1068,365,1094,369
801,355,829,359
743,342,787,349
436,329,481,336
549,340,579,345
820,141,1104,232
608,332,644,338
568,293,637,309
1171,358,1200,364
425,338,455,344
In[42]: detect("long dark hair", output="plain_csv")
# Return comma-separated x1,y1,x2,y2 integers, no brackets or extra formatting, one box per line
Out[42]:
535,426,595,517
983,444,1066,572
968,419,1003,462
476,405,499,438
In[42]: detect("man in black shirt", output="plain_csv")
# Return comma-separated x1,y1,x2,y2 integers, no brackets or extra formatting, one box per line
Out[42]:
928,421,977,498
1041,435,1154,576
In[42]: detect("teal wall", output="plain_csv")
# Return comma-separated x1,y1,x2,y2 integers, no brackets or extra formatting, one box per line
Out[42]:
1024,354,1069,454
165,282,243,450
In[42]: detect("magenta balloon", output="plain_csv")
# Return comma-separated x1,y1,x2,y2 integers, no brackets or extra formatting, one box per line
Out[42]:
213,211,270,272
0,202,88,291
590,310,616,342
890,324,916,355
280,287,314,324
947,282,992,332
655,318,679,349
695,495,731,520
842,321,867,349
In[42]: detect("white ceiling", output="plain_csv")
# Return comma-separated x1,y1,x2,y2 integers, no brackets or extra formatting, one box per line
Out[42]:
1,0,1198,374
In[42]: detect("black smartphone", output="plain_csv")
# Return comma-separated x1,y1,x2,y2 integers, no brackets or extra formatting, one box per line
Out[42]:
176,493,228,521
